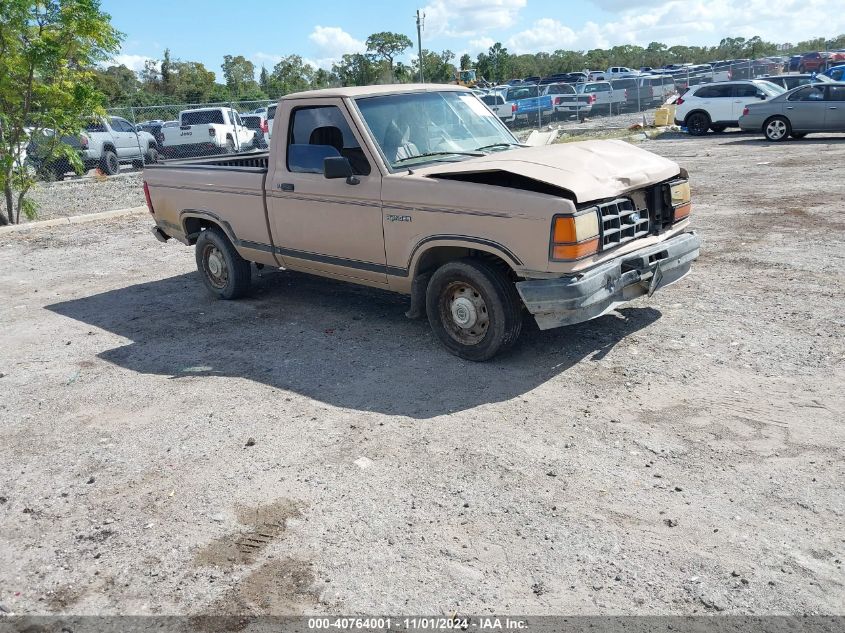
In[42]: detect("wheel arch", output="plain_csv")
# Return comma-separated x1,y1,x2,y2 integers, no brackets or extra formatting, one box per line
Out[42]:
683,109,710,125
180,210,238,246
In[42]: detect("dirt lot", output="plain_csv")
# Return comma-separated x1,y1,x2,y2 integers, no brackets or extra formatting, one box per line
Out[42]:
0,131,843,618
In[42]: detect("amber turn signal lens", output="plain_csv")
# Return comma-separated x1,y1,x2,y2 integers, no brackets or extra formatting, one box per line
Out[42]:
553,217,578,243
552,238,599,260
674,203,691,221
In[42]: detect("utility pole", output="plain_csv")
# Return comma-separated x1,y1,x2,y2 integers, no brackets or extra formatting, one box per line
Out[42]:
416,9,425,83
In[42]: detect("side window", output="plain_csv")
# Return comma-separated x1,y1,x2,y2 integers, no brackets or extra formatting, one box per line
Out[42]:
827,86,845,101
287,105,371,176
789,85,825,101
734,84,759,98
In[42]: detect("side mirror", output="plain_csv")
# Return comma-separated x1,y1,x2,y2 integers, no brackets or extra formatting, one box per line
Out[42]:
324,156,359,185
758,93,767,99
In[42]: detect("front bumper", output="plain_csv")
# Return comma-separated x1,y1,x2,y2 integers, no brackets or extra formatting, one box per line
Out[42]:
516,231,700,330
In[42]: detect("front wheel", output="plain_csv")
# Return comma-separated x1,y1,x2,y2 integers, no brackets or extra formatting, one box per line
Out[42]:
764,116,791,142
425,259,523,361
686,112,710,136
100,150,119,175
195,228,252,300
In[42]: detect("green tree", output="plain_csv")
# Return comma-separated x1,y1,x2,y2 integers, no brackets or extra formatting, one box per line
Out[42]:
170,61,216,102
486,42,510,82
332,53,380,86
93,64,140,105
161,48,172,95
459,53,471,70
259,65,270,94
271,55,314,94
412,49,456,84
366,31,412,81
0,0,121,225
221,54,256,98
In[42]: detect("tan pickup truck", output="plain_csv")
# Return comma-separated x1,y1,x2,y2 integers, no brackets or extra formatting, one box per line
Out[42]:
144,84,699,361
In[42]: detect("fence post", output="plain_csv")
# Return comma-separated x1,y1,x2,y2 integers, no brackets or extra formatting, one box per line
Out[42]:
128,106,145,167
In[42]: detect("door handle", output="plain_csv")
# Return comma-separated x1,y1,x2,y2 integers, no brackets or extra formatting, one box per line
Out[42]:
829,106,838,110
786,106,794,110
278,183,294,192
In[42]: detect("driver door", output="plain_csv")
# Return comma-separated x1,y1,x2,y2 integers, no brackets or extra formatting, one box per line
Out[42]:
267,100,387,285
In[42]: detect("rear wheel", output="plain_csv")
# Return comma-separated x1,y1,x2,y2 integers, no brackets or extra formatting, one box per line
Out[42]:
195,228,252,300
764,116,790,142
686,112,710,136
425,259,523,361
100,150,119,175
145,147,159,164
225,137,236,153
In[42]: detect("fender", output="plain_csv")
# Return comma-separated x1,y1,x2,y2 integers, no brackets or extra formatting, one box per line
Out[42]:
406,234,524,278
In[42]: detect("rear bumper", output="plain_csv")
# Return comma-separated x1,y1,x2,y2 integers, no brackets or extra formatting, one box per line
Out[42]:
516,231,700,330
555,104,593,115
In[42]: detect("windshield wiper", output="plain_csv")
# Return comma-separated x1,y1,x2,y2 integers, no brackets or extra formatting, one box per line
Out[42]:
474,142,526,152
393,151,484,165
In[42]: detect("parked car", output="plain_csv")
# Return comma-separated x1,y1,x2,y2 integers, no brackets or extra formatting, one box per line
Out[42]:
822,64,845,81
480,91,516,123
542,83,592,119
610,77,651,109
739,82,845,141
29,115,159,178
144,84,699,361
605,66,639,78
240,114,269,149
798,51,845,73
161,107,255,158
499,84,554,122
587,70,606,81
759,74,831,91
575,81,624,114
641,74,676,105
138,121,166,149
674,80,785,135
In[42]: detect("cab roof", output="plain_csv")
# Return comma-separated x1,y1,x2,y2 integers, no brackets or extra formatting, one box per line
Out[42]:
282,83,472,100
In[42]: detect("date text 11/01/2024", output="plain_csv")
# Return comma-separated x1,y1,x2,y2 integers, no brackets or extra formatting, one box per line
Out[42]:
307,617,528,630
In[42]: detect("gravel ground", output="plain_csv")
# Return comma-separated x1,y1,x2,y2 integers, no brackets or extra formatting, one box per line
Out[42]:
25,172,144,222
0,131,843,619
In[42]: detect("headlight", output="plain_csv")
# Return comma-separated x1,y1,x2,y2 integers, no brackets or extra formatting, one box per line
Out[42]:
669,179,691,222
550,212,599,261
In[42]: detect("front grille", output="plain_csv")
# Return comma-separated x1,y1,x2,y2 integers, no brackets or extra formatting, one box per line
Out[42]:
599,198,649,249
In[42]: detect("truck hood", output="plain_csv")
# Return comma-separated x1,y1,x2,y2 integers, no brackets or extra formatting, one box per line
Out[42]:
417,139,680,203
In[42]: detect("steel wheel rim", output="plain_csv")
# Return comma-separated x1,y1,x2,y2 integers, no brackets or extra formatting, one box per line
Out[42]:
203,244,228,289
440,281,489,346
767,120,786,139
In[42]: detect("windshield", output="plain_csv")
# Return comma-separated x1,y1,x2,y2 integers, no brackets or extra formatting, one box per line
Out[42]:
755,81,786,96
355,91,519,170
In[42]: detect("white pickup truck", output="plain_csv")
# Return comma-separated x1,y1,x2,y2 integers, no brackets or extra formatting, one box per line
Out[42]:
161,107,256,158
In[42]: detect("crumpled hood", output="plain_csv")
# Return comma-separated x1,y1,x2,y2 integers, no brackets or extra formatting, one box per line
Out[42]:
417,139,680,203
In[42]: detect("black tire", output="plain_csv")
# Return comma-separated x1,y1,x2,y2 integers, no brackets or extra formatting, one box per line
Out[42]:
686,112,710,136
710,124,727,133
100,150,119,175
225,137,236,153
425,259,523,361
145,147,159,164
798,65,806,73
764,116,791,142
195,228,252,300
791,132,807,139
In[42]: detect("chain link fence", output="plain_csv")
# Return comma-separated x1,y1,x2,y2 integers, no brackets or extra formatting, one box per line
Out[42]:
486,59,790,138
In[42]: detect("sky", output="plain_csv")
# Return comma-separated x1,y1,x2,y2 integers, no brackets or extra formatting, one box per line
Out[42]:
103,0,845,76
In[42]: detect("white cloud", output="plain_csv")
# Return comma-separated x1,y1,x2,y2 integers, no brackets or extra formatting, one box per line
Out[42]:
110,54,155,72
422,0,526,38
253,52,283,67
507,1,845,53
308,26,366,67
469,37,495,52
